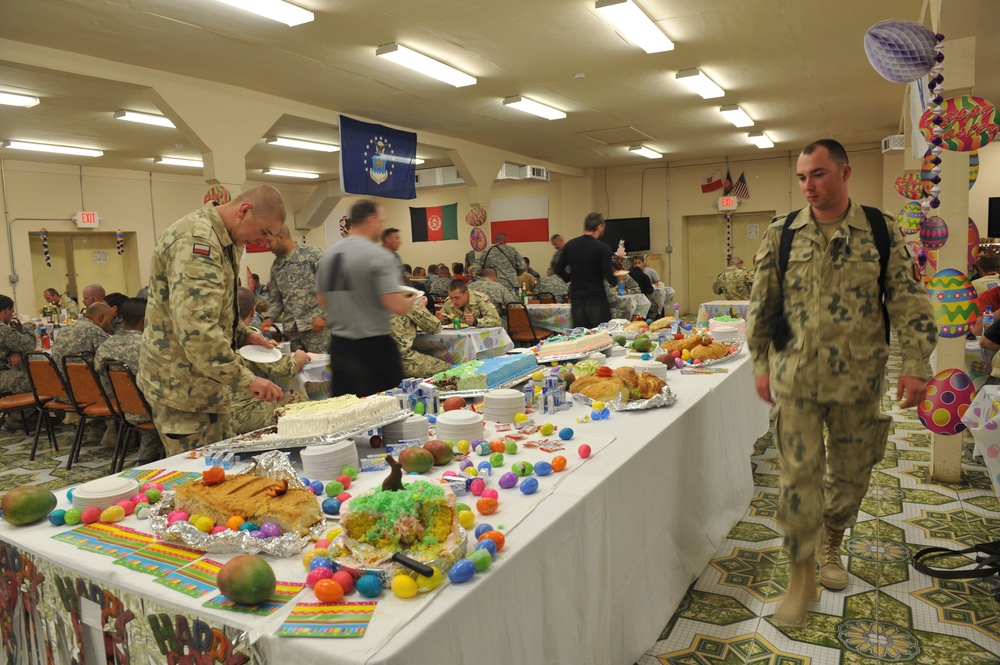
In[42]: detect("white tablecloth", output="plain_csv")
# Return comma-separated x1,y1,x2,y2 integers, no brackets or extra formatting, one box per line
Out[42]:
412,327,514,364
961,384,1000,499
0,354,768,665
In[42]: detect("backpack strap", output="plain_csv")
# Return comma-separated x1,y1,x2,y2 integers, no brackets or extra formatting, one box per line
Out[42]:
913,542,1000,580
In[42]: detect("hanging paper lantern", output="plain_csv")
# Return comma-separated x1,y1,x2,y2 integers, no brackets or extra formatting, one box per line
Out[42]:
465,205,487,227
969,218,980,269
204,185,231,205
896,201,923,235
918,95,999,152
864,19,937,83
39,228,51,268
894,173,924,200
970,150,980,189
470,227,487,252
918,368,975,434
919,215,948,249
115,230,125,256
925,268,978,338
919,33,946,217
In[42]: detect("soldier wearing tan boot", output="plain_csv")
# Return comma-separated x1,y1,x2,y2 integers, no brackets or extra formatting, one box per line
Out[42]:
747,139,937,624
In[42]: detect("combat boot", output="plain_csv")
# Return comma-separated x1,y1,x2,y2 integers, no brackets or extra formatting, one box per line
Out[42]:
815,525,848,590
773,557,816,625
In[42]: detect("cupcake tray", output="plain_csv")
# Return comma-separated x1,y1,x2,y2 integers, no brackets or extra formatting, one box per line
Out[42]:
572,383,677,411
203,408,413,454
420,368,537,399
534,341,615,364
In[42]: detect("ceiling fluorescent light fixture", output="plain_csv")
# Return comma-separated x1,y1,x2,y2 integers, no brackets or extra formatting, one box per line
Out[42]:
213,0,313,26
502,95,566,120
720,104,754,128
376,43,476,88
2,140,102,157
747,131,774,149
676,68,724,99
628,145,662,159
266,137,339,152
114,109,175,128
0,91,40,108
262,168,319,179
595,0,674,54
154,156,203,167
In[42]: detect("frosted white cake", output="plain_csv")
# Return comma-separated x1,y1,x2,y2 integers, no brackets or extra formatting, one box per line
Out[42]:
537,330,613,358
708,316,745,337
276,395,399,437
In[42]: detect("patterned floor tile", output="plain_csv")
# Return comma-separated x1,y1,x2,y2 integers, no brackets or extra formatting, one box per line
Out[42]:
727,520,781,543
710,546,789,604
655,631,810,665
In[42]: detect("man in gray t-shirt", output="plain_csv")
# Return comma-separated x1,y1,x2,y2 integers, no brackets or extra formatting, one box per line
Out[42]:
315,200,418,397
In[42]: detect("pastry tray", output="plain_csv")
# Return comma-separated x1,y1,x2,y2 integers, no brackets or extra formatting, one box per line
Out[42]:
652,337,744,367
203,408,413,454
572,383,677,411
534,341,615,363
420,368,537,399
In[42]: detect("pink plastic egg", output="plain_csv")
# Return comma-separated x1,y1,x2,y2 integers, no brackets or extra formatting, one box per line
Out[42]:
481,488,499,500
210,525,228,535
116,500,135,516
141,482,164,493
469,478,486,496
167,510,189,525
336,492,351,502
306,567,334,588
81,507,101,524
579,444,592,458
131,493,149,505
918,368,975,435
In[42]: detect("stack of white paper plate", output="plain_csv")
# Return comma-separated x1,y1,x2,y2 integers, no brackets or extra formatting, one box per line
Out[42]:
435,409,484,444
382,414,429,447
483,388,526,423
72,477,140,510
300,439,359,480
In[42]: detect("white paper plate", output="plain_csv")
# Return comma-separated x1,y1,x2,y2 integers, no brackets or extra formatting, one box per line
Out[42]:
239,345,282,363
398,285,423,295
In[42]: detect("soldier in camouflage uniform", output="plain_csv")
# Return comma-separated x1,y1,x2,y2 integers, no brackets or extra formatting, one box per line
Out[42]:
42,288,79,319
262,225,330,353
439,279,501,328
0,295,36,395
747,140,936,623
536,270,569,302
51,302,113,372
469,268,517,309
712,257,755,300
391,296,451,378
549,234,566,275
138,186,285,457
477,233,525,291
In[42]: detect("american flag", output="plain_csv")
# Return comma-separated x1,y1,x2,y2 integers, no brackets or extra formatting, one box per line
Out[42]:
732,171,750,199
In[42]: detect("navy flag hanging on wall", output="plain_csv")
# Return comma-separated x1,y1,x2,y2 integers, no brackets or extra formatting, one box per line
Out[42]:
339,115,417,200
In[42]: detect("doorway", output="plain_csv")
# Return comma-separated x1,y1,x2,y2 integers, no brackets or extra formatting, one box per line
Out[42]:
29,232,137,307
684,210,775,313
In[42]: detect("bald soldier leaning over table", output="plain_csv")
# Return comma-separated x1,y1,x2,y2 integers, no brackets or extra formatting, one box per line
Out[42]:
139,186,285,457
390,295,451,379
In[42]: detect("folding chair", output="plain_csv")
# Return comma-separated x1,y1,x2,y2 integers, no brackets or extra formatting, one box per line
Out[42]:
505,303,551,346
62,355,116,471
25,352,71,461
105,361,158,473
0,390,43,436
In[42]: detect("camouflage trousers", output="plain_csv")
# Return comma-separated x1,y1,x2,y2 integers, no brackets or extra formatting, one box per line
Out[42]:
148,401,231,458
285,326,331,354
400,350,451,380
772,396,890,562
230,399,278,435
0,368,31,395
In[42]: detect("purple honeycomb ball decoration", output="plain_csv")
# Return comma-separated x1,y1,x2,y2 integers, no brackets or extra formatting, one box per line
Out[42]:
864,19,937,83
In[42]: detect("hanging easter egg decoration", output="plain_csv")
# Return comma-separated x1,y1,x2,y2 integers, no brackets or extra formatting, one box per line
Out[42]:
470,227,487,252
925,268,978,338
919,148,941,196
465,205,487,227
203,185,231,205
969,150,980,189
864,19,937,83
919,96,999,152
968,218,980,270
919,215,948,250
918,368,975,435
894,173,924,200
116,229,125,256
39,228,51,267
896,201,923,235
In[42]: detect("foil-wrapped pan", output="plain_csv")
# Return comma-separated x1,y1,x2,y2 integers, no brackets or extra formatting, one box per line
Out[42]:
651,337,744,367
148,451,326,556
421,368,536,398
330,525,469,588
572,383,677,410
203,409,412,454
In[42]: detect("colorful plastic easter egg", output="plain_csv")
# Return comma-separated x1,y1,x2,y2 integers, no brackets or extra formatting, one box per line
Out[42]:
332,570,354,593
504,440,518,454
896,201,923,236
314,579,344,603
64,508,82,525
448,558,477,583
391,575,418,598
476,442,491,456
864,19,937,83
132,493,149,505
467,549,492,572
919,215,948,250
415,567,443,591
558,427,574,440
479,530,506,551
474,523,494,539
210,525,227,535
481,488,499,500
489,452,504,468
48,509,66,526
356,573,382,598
477,461,492,477
925,268,979,337
193,515,215,532
969,218,980,269
306,567,334,588
141,482,164,493
918,368,975,435
578,444,592,459
476,497,499,515
325,481,344,497
144,489,161,504
519,477,539,494
469,478,486,496
475,538,497,558
116,500,135,516
100,506,125,523
498,472,519,489
551,456,568,472
134,502,151,519
534,461,553,476
458,509,475,529
309,557,334,571
322,498,342,515
511,461,534,477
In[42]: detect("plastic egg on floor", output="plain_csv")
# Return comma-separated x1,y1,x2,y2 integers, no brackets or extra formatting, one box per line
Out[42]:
919,215,948,250
925,268,978,338
896,201,923,236
918,368,975,435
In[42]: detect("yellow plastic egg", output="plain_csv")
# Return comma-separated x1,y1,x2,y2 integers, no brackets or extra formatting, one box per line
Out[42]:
456,439,471,453
458,510,475,529
534,386,542,394
302,548,326,569
514,413,528,423
539,423,555,436
391,574,418,598
326,528,342,541
100,506,125,523
466,466,479,477
194,515,215,533
531,371,545,381
592,401,605,411
415,567,444,592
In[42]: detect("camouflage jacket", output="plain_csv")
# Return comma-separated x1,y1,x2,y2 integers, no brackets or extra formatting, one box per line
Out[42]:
230,326,299,421
469,279,517,308
93,330,149,423
0,321,36,368
477,245,525,291
746,202,937,403
441,290,502,329
51,318,109,370
138,204,254,413
57,294,79,319
390,299,442,354
712,266,754,300
263,244,325,331
537,274,569,302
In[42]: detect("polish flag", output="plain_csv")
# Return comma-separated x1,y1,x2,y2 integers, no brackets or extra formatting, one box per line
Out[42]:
489,195,550,243
701,171,724,193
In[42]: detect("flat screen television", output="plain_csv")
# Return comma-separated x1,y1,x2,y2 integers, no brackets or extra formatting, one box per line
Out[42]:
989,197,1000,238
599,216,651,253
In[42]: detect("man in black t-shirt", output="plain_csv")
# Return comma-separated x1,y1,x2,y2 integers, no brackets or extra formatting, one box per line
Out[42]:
555,212,617,328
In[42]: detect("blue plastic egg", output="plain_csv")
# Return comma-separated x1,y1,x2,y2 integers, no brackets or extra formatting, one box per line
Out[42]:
322,498,342,515
559,427,574,440
476,442,491,456
475,539,498,558
448,558,477,583
48,509,66,526
519,477,539,495
309,557,335,571
641,353,651,361
474,523,494,539
601,408,610,419
239,521,259,532
591,409,603,420
534,461,553,476
301,476,311,486
309,480,324,495
356,573,383,598
66,488,75,502
477,462,493,477
426,414,437,424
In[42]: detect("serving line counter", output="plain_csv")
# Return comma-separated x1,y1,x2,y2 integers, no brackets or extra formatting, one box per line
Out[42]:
0,353,768,665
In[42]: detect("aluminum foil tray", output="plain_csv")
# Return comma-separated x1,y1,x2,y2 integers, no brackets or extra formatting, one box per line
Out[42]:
331,525,469,588
652,337,744,367
572,383,677,411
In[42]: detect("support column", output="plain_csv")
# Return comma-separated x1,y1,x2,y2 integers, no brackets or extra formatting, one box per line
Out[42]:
446,145,507,211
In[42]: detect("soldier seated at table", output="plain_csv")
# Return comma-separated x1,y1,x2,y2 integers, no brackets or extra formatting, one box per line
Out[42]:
470,268,517,309
438,279,501,329
536,268,569,303
51,302,114,375
0,295,36,430
390,296,451,379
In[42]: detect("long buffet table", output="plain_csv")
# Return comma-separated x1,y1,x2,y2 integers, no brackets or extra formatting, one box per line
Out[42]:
0,352,768,665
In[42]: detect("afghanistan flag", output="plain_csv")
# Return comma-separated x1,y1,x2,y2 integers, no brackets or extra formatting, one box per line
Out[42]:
410,203,458,242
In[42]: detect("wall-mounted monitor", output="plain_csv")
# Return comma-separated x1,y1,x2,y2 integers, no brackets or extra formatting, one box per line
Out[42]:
599,217,651,253
988,197,1000,238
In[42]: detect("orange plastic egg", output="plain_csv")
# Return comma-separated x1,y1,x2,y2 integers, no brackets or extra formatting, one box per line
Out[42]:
551,455,568,472
478,530,505,551
489,440,506,453
227,516,245,531
314,579,345,603
476,497,499,515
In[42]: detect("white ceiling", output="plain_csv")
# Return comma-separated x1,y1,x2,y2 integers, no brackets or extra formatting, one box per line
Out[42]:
0,0,997,181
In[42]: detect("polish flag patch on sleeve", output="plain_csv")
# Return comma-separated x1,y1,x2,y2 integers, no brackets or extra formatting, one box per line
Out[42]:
193,243,211,256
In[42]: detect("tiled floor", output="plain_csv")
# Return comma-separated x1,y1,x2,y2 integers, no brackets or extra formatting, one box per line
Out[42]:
640,347,1000,665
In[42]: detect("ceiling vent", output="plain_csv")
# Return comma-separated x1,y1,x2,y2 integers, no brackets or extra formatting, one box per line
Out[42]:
881,134,905,153
520,165,549,181
496,162,522,180
415,166,465,188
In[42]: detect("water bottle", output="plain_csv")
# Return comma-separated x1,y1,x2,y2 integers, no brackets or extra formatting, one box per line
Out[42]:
617,282,624,296
983,306,994,332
